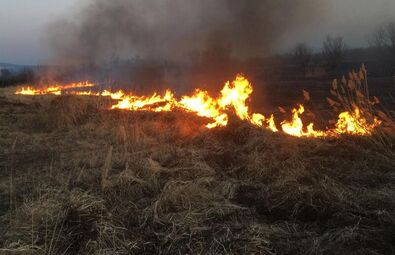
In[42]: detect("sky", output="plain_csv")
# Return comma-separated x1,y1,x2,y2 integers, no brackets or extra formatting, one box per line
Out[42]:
0,0,79,65
279,0,395,51
0,0,395,65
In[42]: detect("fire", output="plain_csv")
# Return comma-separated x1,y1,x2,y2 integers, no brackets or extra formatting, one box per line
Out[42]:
15,87,39,95
251,113,279,132
16,82,95,95
180,90,227,128
281,105,325,137
14,75,382,137
111,90,176,111
218,75,253,121
335,108,382,135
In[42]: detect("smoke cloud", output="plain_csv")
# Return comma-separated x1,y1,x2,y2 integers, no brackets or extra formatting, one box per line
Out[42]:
48,0,327,65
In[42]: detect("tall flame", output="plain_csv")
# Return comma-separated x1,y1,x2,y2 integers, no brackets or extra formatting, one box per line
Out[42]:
14,75,382,137
218,75,253,120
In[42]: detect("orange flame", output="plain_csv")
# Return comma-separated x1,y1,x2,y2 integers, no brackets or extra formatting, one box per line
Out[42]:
16,82,95,95
218,75,253,120
335,108,382,135
14,75,382,137
180,90,227,128
281,105,325,137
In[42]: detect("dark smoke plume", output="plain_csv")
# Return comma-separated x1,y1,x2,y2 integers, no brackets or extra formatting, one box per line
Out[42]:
48,0,326,66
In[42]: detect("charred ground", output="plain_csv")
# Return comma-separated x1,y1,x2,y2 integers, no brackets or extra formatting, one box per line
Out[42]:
0,90,394,254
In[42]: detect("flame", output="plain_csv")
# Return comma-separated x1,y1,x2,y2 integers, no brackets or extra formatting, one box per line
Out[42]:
14,75,382,137
251,113,265,127
15,87,40,95
218,75,253,120
16,82,95,95
180,90,227,128
251,113,279,132
281,105,325,137
110,90,176,112
267,114,279,132
335,108,381,135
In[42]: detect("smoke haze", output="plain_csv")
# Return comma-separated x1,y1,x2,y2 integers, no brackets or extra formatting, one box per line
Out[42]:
2,0,395,64
48,0,327,65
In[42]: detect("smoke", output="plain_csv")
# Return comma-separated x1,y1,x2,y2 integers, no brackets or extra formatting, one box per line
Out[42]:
48,0,327,65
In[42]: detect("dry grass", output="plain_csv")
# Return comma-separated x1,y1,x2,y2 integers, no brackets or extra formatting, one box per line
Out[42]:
45,95,91,130
0,78,394,254
327,65,395,150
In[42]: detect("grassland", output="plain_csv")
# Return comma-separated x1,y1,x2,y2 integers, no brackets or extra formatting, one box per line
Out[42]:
0,84,394,254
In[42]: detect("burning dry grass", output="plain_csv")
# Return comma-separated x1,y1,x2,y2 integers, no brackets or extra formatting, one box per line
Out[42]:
0,77,395,254
13,69,388,137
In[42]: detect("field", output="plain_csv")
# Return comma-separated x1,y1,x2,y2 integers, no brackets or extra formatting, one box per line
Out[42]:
0,80,395,254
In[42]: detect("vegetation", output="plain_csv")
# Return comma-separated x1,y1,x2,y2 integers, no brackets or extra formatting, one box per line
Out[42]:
0,69,394,254
369,22,395,76
0,68,36,88
291,43,313,77
322,36,346,74
370,22,395,57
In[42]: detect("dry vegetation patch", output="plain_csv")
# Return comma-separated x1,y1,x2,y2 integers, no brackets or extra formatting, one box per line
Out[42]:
0,94,394,254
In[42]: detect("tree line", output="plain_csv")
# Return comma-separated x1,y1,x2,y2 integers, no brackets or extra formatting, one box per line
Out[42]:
0,68,36,87
291,21,395,78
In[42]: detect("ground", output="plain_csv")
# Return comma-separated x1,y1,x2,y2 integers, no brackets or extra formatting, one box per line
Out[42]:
0,91,394,254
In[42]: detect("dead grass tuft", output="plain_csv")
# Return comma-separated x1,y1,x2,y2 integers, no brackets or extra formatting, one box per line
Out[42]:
45,95,92,130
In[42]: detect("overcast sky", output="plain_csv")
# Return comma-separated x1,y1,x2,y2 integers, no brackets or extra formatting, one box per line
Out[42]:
0,0,79,64
1,0,395,65
279,0,395,51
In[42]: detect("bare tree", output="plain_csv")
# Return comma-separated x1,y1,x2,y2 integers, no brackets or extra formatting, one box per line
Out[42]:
322,36,346,73
386,22,395,57
369,22,395,75
291,43,312,77
369,25,392,75
370,22,395,55
0,68,11,78
369,26,387,49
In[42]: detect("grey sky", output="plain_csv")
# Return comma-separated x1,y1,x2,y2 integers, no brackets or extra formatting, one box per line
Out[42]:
0,0,79,64
1,0,395,65
279,0,395,51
